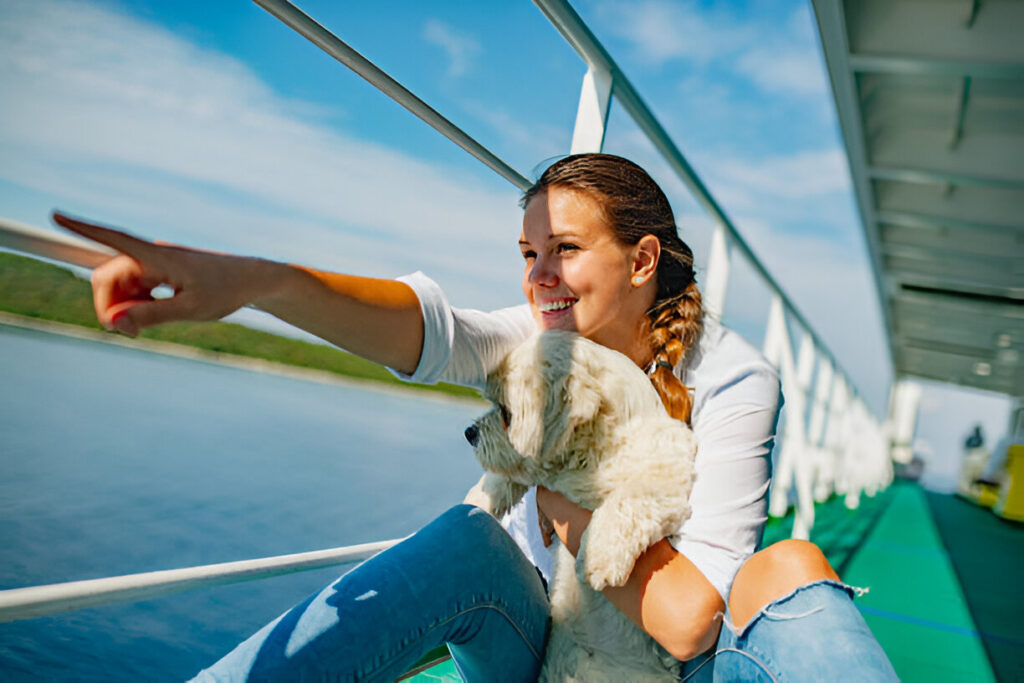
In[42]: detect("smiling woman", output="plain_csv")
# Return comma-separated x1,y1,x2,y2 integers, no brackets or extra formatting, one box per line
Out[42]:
51,152,897,680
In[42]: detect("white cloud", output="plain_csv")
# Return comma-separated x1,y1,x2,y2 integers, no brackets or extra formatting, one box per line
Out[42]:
734,48,830,96
422,18,481,79
594,0,752,65
590,0,829,98
711,149,851,199
461,102,569,172
0,0,526,311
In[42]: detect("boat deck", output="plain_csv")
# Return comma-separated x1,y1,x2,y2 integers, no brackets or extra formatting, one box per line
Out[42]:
411,481,1023,681
765,480,1022,681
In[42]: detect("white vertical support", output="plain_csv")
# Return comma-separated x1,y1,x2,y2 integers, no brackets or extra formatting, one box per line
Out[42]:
570,66,613,154
888,380,921,465
842,394,875,510
703,223,731,320
822,373,850,502
808,356,833,502
763,295,813,538
791,333,817,539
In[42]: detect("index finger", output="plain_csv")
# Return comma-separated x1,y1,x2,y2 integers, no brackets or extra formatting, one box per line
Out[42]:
52,211,155,259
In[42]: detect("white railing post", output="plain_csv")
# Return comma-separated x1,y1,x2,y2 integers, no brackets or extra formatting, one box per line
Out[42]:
823,373,850,503
808,356,834,502
570,66,613,154
888,380,921,464
791,333,817,539
763,295,815,538
703,223,731,320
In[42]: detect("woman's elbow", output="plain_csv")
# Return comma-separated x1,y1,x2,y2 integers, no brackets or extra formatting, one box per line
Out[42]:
660,621,721,661
653,600,723,661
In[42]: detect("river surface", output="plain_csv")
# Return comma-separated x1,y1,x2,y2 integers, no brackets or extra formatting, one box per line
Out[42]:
0,325,484,680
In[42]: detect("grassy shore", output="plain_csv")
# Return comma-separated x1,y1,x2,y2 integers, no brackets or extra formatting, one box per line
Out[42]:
0,252,481,401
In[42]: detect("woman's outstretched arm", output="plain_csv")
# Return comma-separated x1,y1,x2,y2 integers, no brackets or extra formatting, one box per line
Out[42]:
53,212,425,374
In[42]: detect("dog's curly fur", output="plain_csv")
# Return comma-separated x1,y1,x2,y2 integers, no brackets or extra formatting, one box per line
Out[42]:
464,330,698,681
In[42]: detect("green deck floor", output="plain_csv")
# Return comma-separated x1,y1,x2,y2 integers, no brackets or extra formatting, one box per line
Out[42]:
925,491,1024,682
842,483,996,682
411,481,1020,681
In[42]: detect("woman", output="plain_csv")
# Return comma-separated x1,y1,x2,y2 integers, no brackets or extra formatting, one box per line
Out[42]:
56,154,896,681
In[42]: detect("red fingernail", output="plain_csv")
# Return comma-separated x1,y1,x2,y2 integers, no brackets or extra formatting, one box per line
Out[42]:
110,310,132,334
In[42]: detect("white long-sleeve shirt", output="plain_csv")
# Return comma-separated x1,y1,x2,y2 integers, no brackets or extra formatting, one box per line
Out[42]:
392,272,780,600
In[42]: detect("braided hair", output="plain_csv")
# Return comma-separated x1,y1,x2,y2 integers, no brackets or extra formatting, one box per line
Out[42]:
521,154,703,423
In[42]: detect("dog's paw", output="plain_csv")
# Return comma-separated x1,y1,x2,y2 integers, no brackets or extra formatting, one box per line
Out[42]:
583,545,635,591
575,527,635,591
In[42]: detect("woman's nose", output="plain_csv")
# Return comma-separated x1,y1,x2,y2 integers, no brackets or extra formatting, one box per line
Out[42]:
528,256,558,288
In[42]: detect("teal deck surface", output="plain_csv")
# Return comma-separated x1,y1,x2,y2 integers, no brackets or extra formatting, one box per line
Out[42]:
925,491,1024,682
842,483,995,682
411,480,1018,681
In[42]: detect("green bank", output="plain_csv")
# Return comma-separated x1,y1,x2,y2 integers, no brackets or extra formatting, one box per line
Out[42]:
0,251,481,401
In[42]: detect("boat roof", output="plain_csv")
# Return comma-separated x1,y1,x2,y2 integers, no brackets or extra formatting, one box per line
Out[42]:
812,0,1024,398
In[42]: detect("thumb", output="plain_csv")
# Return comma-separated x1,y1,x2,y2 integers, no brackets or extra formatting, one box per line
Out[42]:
109,296,194,337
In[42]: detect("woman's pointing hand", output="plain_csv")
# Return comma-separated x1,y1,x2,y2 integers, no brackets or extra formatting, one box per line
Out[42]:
52,212,267,337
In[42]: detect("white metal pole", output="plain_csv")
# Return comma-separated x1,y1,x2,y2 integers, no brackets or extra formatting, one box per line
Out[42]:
0,538,403,623
703,223,731,320
0,217,114,269
570,66,613,154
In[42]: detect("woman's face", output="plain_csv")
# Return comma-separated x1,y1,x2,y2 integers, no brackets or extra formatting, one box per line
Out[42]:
520,187,656,362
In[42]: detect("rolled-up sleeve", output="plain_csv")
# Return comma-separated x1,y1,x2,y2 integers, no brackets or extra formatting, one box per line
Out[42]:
390,272,536,390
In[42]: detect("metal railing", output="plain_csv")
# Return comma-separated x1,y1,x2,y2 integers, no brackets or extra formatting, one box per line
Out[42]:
0,0,913,621
0,539,402,623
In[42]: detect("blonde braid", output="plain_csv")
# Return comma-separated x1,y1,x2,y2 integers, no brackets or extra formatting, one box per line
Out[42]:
648,281,702,423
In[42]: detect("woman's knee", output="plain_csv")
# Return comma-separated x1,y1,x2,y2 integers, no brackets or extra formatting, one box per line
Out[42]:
728,540,839,630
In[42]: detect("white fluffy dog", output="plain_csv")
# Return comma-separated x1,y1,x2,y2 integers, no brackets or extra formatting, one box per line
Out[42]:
464,330,698,682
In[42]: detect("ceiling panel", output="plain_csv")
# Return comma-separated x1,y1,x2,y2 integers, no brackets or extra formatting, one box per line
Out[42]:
813,0,1024,398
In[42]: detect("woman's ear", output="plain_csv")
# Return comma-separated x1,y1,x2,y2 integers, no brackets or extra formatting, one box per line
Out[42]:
631,234,661,286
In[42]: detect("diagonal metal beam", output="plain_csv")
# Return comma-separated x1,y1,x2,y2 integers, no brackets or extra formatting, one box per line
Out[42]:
876,209,1024,234
849,53,1024,80
869,165,1024,190
252,0,531,191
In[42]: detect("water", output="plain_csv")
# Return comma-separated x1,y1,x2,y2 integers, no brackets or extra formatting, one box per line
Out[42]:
0,325,485,680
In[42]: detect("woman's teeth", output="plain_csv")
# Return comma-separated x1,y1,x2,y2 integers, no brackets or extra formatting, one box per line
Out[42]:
539,300,575,312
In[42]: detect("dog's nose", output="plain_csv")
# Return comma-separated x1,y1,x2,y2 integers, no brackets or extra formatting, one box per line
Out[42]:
464,425,479,447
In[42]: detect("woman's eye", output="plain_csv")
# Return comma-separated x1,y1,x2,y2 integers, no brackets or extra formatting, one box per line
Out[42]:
557,243,579,253
521,250,536,261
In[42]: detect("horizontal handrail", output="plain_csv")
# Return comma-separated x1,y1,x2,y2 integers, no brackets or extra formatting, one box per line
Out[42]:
0,217,114,269
533,0,868,404
0,538,403,623
252,0,531,191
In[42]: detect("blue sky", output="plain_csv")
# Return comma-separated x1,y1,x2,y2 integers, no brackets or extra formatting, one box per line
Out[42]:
0,0,1012,488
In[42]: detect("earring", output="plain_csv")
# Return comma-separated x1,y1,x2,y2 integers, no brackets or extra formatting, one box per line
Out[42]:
632,276,644,286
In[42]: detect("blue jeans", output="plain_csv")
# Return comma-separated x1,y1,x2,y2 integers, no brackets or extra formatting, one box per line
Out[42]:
191,505,549,682
193,505,896,681
682,581,898,681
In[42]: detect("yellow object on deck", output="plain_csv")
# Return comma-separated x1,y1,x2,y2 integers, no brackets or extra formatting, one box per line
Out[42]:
994,444,1024,522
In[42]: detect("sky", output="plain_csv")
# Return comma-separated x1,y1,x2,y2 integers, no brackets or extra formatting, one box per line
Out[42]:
0,0,1013,490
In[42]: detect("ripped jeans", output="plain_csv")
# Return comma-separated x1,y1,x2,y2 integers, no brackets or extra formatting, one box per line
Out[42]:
681,581,898,681
191,505,895,682
190,505,550,682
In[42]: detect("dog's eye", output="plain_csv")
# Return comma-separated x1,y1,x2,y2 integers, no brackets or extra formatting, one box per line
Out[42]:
498,403,511,429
